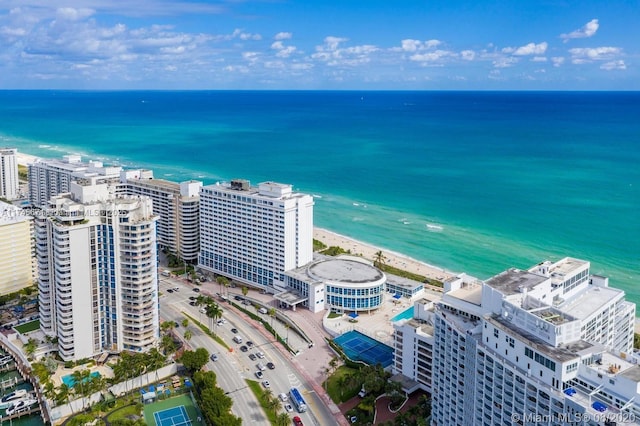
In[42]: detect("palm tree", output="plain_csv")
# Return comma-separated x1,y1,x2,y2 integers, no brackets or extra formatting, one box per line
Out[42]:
181,318,189,328
71,369,91,410
373,250,386,269
55,383,70,406
329,356,339,374
183,329,192,341
268,307,277,328
241,286,248,298
160,320,175,334
276,412,290,426
267,393,281,413
216,276,229,295
336,375,348,398
24,338,38,358
205,302,223,336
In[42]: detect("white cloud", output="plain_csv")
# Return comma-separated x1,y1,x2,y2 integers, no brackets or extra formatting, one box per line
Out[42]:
271,41,297,58
493,57,518,68
396,39,441,52
503,42,547,56
569,46,622,63
323,36,347,51
600,60,626,70
460,50,475,61
409,50,453,63
56,7,95,21
531,56,547,62
561,19,599,42
274,32,292,40
311,37,378,67
551,57,565,67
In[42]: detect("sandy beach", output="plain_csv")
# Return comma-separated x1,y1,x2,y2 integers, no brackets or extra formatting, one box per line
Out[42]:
15,151,41,166
313,227,455,282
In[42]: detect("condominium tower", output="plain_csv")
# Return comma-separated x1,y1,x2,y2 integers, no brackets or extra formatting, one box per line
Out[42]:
424,257,638,426
36,178,159,361
199,179,314,291
0,201,34,294
0,148,19,200
28,155,121,208
118,169,202,262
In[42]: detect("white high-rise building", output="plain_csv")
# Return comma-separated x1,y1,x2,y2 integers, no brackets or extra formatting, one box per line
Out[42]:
199,179,313,291
28,155,121,208
0,148,19,200
0,201,34,294
117,169,202,262
428,257,639,426
36,178,159,361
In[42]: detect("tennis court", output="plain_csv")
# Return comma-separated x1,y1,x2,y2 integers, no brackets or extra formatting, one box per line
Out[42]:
144,394,204,426
334,330,393,367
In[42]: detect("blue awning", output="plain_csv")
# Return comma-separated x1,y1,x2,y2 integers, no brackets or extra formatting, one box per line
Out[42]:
393,293,402,299
563,388,576,396
592,401,607,412
348,312,359,319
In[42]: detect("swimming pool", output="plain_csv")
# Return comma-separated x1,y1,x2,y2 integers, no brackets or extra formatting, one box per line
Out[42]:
61,371,101,388
391,306,414,322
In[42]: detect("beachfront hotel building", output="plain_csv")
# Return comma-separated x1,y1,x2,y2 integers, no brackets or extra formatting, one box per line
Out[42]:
36,178,159,361
0,148,19,200
0,201,35,294
117,169,202,262
198,179,314,292
28,155,122,208
425,257,639,426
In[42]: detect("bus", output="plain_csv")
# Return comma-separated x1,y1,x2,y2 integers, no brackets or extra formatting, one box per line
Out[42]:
289,387,307,413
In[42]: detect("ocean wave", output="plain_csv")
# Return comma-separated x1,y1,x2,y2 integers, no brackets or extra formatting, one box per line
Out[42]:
426,223,444,232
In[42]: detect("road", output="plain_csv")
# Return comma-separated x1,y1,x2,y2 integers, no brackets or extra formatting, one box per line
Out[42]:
158,276,337,425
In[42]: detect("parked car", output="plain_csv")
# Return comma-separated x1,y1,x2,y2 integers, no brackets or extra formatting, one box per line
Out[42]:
293,416,303,426
240,346,248,352
210,354,218,362
255,371,263,379
231,328,238,334
266,362,275,370
284,403,293,413
248,354,257,361
192,287,200,292
262,380,270,388
246,341,253,347
278,393,288,402
256,351,265,359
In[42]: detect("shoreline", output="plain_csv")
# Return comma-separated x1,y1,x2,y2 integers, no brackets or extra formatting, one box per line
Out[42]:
16,152,41,166
313,227,456,282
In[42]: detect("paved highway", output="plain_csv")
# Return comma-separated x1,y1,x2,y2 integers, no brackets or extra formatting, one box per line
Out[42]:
158,276,337,425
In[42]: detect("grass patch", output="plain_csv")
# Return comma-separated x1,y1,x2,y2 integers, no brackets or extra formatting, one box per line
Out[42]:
14,320,40,333
326,366,360,404
379,264,443,287
106,403,142,423
327,312,342,319
246,379,278,424
313,238,327,252
182,312,229,350
320,246,350,256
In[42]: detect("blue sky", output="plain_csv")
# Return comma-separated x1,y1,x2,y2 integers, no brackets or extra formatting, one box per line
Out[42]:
0,0,638,90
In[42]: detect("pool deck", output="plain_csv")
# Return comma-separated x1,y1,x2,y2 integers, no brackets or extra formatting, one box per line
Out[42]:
51,364,114,388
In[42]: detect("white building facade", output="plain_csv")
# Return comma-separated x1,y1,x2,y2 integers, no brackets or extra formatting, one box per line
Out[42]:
36,179,159,361
415,257,640,426
0,148,19,200
198,179,313,291
0,201,34,294
28,155,122,208
117,169,202,262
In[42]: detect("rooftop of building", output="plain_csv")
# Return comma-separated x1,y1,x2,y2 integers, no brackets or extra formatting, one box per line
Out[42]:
402,318,435,336
307,257,385,285
446,282,483,306
486,314,593,363
559,285,624,321
386,274,424,291
591,351,639,381
485,268,548,296
123,177,181,191
548,257,589,278
0,201,31,225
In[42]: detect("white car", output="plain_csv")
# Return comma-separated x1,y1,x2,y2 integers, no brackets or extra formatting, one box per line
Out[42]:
255,371,264,379
284,403,293,413
278,393,288,402
262,380,270,388
256,351,265,359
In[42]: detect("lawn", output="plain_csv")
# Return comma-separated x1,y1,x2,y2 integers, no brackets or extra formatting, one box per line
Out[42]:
326,366,360,404
246,379,278,424
14,319,40,333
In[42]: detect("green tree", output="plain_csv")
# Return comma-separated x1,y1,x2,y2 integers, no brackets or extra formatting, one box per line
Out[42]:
24,338,38,358
216,276,230,295
160,334,177,356
241,286,248,298
205,302,223,336
276,412,290,426
160,320,176,334
268,307,277,328
373,250,386,269
180,348,209,372
55,383,70,406
184,329,192,341
71,368,91,410
181,318,189,328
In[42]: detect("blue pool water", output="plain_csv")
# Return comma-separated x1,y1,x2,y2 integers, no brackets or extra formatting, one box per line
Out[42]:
391,306,414,322
61,371,101,388
334,330,393,367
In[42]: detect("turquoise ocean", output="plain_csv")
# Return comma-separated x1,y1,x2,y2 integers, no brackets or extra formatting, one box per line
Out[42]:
1,91,638,304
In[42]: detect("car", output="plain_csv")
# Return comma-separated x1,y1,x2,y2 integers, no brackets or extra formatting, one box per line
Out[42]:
199,307,206,314
246,341,253,347
216,319,225,326
192,287,200,292
240,346,248,352
173,287,180,291
189,301,196,306
266,362,275,370
256,351,265,359
231,328,238,334
278,393,288,402
174,321,179,327
293,416,303,426
248,353,257,361
256,363,266,371
284,403,293,413
234,295,243,301
358,389,367,398
210,354,218,362
167,289,174,293
255,371,263,379
261,380,270,389
241,300,250,305
189,296,196,300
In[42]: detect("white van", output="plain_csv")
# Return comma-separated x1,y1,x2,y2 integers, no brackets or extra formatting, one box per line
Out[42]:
257,363,266,371
258,307,268,314
161,270,171,277
233,335,243,344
